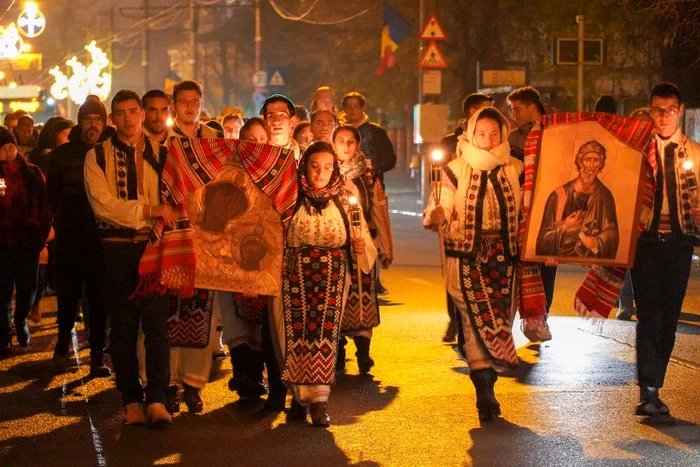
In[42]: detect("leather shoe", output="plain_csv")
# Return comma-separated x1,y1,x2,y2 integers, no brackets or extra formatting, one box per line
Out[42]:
636,386,670,417
263,390,287,412
309,402,330,427
287,399,307,421
146,402,173,428
183,384,203,413
165,385,180,414
15,320,30,346
89,356,112,378
123,403,146,425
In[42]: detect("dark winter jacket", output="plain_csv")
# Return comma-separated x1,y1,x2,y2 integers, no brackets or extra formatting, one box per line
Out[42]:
0,157,53,251
357,120,396,176
46,125,115,237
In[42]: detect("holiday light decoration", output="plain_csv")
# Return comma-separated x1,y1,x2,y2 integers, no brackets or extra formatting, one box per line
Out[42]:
0,23,25,59
17,2,46,38
49,41,111,105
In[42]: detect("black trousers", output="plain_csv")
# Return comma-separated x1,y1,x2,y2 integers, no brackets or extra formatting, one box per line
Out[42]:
540,264,558,313
0,248,39,346
54,236,106,359
99,241,169,405
261,305,285,396
631,234,693,388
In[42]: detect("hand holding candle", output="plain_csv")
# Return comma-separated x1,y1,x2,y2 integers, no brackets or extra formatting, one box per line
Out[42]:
348,195,364,303
430,149,444,206
682,160,698,208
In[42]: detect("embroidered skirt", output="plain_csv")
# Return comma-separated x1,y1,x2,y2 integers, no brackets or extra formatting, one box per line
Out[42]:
458,238,518,369
341,261,379,333
280,246,347,385
168,288,215,348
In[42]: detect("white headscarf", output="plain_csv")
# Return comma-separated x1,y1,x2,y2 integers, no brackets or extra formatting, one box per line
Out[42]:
456,107,512,171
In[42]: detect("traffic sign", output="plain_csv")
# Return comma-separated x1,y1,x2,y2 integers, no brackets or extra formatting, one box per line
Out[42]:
419,41,447,69
17,5,45,38
418,14,447,41
553,38,605,65
252,88,268,110
252,70,267,88
267,68,287,87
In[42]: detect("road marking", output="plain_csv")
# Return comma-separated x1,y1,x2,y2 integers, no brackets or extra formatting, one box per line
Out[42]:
389,209,422,217
62,329,107,466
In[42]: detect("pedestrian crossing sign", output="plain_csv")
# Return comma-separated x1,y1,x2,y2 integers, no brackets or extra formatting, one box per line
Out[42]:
419,41,448,69
269,70,285,87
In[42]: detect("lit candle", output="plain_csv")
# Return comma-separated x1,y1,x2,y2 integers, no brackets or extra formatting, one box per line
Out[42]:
0,178,5,197
348,195,363,303
681,160,698,207
430,149,444,206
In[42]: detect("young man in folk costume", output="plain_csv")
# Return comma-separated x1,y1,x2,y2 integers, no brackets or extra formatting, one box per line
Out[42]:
632,82,700,417
262,94,302,164
507,86,554,341
424,108,529,421
168,80,223,140
332,125,393,374
163,79,225,414
83,90,174,427
277,141,376,425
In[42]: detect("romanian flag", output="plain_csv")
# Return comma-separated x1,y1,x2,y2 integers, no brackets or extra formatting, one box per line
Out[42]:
164,68,182,95
375,3,413,76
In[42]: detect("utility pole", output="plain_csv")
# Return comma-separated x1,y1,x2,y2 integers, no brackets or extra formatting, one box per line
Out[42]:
189,0,198,80
576,14,584,111
254,0,261,71
142,0,150,92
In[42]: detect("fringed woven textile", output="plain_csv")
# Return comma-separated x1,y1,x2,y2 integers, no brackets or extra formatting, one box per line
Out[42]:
132,139,293,298
520,113,656,318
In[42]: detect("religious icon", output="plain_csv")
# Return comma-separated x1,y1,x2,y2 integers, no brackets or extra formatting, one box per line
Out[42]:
185,156,283,296
522,118,647,267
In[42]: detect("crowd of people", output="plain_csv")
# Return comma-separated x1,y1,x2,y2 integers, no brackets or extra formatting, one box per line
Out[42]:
0,81,397,427
0,78,696,430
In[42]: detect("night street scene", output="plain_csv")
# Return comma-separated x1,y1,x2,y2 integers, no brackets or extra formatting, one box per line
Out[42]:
1,0,700,466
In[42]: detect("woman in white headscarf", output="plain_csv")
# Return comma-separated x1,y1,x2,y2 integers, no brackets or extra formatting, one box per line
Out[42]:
424,107,525,421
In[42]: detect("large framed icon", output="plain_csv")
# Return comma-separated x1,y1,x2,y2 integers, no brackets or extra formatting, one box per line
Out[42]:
521,115,649,267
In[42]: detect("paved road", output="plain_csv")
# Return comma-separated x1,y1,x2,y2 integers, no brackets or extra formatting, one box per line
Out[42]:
1,197,699,466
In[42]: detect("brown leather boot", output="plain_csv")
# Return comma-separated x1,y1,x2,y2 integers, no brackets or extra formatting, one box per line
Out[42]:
309,402,330,427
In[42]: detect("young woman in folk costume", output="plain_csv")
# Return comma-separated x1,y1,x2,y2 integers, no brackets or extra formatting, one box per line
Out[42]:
424,107,525,421
332,125,393,374
280,141,376,426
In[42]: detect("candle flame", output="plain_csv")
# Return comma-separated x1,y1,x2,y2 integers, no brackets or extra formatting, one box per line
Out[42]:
431,149,444,162
348,196,358,205
683,161,693,171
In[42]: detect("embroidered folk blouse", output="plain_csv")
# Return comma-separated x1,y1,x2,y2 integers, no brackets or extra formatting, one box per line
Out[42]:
286,196,377,274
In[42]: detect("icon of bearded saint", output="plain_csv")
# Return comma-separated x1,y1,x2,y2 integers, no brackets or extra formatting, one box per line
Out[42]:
536,140,620,259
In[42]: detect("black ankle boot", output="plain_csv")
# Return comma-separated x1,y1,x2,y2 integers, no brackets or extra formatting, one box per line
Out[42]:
469,368,501,421
336,337,347,373
229,345,267,399
636,386,670,417
354,336,374,374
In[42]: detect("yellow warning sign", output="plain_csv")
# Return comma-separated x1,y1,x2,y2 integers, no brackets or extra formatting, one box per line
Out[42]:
419,14,447,41
419,41,448,69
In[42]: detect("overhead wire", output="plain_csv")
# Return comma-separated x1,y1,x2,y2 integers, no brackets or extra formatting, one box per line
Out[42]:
268,0,371,25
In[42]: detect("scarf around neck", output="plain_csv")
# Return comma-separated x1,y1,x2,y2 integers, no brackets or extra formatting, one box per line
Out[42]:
297,158,343,214
338,152,367,181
